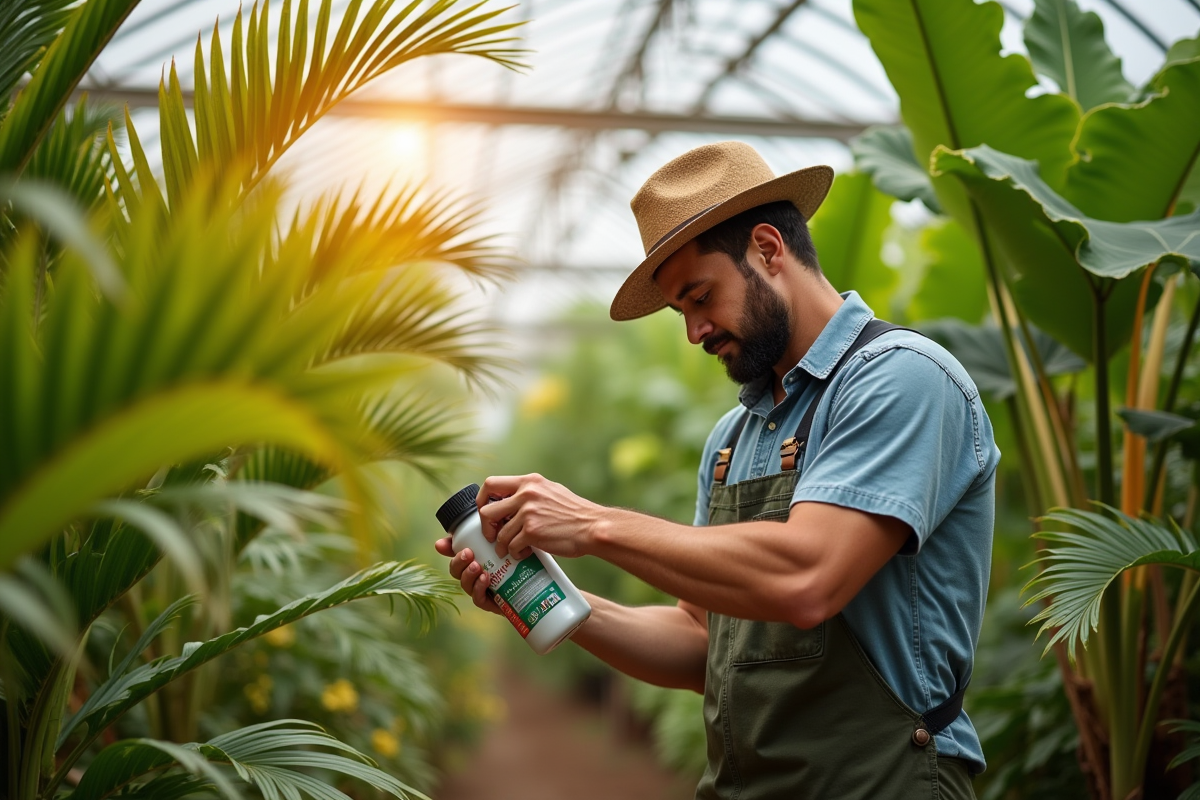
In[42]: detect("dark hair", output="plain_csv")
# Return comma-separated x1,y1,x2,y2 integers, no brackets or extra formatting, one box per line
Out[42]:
693,200,820,274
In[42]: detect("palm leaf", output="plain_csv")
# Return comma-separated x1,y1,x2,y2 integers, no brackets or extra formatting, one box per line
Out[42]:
297,183,515,284
321,264,500,378
206,719,427,800
0,176,124,299
20,96,121,213
1024,506,1200,659
0,166,421,568
0,0,75,106
0,556,76,657
0,0,142,175
55,561,453,775
69,736,244,800
146,0,524,204
69,722,428,800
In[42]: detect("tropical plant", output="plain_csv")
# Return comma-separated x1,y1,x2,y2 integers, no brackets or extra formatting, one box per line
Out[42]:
0,0,522,797
851,0,1200,795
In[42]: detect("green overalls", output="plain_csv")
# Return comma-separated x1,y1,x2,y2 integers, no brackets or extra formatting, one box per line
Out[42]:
694,320,976,800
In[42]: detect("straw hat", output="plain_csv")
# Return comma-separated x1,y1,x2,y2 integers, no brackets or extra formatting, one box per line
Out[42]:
610,141,834,321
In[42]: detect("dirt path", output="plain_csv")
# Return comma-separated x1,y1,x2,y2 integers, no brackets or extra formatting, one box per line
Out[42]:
435,669,696,800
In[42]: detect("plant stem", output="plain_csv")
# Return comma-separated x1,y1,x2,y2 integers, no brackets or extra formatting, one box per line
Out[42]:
1093,286,1115,506
1131,575,1200,785
1145,283,1200,508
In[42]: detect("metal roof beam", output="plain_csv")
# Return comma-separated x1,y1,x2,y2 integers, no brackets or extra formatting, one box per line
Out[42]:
83,86,868,140
692,0,810,112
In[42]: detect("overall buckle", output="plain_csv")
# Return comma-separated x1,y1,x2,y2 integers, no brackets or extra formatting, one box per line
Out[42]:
780,437,802,471
713,447,732,484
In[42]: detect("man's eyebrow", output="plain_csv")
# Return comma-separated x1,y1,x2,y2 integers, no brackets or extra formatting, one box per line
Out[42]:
675,279,705,303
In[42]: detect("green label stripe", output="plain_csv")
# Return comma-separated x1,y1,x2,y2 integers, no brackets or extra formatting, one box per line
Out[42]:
496,557,565,630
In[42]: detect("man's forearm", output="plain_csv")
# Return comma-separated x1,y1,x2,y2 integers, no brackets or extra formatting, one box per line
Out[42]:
586,509,819,626
569,592,708,693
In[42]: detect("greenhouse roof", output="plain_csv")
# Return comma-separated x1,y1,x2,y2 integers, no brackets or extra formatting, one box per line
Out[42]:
86,0,1200,327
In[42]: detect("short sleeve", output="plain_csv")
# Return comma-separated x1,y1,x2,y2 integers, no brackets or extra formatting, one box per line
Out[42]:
791,346,982,552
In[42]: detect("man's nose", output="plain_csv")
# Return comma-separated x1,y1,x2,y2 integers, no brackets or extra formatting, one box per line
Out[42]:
686,313,713,346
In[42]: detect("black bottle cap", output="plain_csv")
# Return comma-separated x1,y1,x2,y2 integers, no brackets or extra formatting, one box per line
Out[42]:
435,484,481,532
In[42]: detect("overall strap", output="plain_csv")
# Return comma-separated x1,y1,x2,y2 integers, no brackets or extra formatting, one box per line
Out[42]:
920,679,970,736
712,409,750,484
779,318,912,471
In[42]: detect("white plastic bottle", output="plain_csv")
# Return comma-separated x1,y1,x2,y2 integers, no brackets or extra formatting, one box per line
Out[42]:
436,484,592,655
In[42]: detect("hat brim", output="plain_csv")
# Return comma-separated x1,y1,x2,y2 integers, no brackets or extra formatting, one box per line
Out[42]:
609,164,835,321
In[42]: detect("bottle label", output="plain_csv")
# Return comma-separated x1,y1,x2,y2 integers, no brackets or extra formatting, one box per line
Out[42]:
485,555,565,638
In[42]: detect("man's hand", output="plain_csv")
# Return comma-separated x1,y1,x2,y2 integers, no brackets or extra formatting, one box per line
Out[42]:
432,539,503,616
476,474,606,559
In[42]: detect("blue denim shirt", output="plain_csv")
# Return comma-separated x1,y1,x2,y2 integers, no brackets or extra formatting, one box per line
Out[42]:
694,292,999,771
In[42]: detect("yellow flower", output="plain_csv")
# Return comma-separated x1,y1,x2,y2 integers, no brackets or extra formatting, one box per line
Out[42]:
519,375,568,418
321,679,359,712
243,674,273,714
264,624,294,648
609,433,662,478
371,728,400,758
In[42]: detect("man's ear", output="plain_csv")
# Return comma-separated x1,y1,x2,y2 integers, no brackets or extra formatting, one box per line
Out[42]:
749,223,787,276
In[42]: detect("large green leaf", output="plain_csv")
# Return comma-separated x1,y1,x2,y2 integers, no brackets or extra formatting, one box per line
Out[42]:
1116,408,1196,443
906,218,987,324
936,145,1200,280
0,0,75,105
807,172,897,313
932,145,1188,358
850,125,941,214
0,0,141,175
1024,0,1133,112
1025,507,1199,660
57,562,452,762
1062,44,1200,222
852,0,1079,230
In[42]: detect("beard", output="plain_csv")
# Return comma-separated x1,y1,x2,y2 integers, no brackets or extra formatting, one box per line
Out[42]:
703,266,791,385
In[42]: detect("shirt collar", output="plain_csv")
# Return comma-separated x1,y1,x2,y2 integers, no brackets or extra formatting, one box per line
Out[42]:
736,291,874,409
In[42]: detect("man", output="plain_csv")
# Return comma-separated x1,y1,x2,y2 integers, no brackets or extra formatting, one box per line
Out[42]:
435,141,998,799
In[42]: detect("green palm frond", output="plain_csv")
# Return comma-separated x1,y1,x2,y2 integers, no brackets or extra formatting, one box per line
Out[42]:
0,0,141,175
0,556,76,658
0,176,124,297
68,736,244,800
1166,720,1200,800
0,167,424,567
139,0,523,207
69,720,427,800
1024,506,1200,659
322,263,502,379
360,390,471,476
53,560,453,784
21,96,121,212
298,182,515,284
0,0,76,106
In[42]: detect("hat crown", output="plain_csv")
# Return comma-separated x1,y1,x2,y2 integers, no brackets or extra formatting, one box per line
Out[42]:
631,141,776,255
